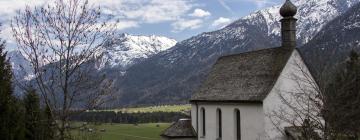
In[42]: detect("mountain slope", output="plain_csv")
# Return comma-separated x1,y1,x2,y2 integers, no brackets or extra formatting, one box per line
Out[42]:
115,0,360,106
241,0,359,44
9,34,177,81
7,51,33,81
96,33,177,71
300,2,360,78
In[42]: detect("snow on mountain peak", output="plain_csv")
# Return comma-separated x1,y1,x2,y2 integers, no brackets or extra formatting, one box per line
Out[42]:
243,0,360,44
96,33,177,70
7,51,34,81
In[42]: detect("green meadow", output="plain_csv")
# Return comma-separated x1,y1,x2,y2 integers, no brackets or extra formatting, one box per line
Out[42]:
73,123,171,140
97,104,191,113
73,105,189,140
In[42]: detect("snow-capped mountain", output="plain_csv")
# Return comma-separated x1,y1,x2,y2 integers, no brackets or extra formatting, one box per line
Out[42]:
114,0,360,106
300,1,360,77
96,33,177,71
245,0,360,44
7,51,33,81
7,0,360,106
8,34,177,81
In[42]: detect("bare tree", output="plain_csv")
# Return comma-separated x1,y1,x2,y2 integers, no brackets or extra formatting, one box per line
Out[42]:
11,0,117,139
267,56,327,140
269,51,360,140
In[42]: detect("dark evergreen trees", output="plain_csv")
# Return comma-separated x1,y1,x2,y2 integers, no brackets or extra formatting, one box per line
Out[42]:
70,111,188,124
42,105,55,140
324,50,360,139
23,89,56,140
24,89,41,140
0,34,24,140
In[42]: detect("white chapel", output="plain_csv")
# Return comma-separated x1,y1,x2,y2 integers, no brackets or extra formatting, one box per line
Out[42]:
161,0,319,140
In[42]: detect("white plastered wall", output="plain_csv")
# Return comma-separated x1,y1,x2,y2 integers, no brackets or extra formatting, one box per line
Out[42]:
190,50,318,140
191,103,265,140
263,50,319,140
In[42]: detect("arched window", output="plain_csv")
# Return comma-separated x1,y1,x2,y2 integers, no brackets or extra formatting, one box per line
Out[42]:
200,107,206,136
217,109,222,139
235,109,241,140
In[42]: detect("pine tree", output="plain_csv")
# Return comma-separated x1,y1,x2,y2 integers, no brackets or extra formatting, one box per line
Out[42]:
42,105,55,140
24,89,41,140
0,35,12,139
325,50,360,138
0,34,24,140
23,89,57,140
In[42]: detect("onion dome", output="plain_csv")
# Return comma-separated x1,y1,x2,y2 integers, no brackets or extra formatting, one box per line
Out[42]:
280,0,297,17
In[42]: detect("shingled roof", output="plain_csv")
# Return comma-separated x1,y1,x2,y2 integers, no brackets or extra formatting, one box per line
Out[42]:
160,119,197,138
191,47,294,102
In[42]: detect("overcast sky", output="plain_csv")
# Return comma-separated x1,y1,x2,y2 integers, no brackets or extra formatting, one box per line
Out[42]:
0,0,283,49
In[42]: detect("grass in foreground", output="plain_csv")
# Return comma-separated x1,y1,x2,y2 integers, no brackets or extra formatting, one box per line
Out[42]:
73,123,170,140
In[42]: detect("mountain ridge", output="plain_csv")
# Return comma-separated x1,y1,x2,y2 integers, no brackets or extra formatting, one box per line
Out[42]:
8,0,360,107
9,34,177,81
96,33,177,71
300,1,360,78
113,0,360,106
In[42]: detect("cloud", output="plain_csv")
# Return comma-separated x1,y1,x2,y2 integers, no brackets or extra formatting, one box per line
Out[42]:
217,0,235,15
189,8,211,18
0,0,196,25
116,21,139,30
212,17,232,28
1,25,16,47
172,19,203,32
241,0,277,8
253,0,277,8
0,0,46,20
0,0,47,51
96,0,195,24
0,0,218,49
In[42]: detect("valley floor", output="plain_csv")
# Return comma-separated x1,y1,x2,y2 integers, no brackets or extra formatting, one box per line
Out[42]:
99,104,191,113
73,123,170,140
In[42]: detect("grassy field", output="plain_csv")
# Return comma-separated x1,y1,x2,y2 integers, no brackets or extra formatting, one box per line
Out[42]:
73,123,171,140
74,105,187,139
96,104,191,113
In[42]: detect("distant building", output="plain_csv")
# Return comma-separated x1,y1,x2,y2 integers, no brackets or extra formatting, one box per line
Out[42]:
161,0,318,140
161,119,197,140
